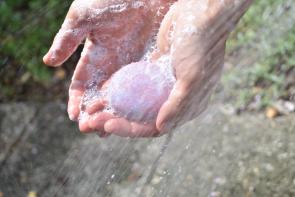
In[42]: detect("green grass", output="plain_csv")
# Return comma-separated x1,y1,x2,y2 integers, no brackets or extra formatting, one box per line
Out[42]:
0,0,71,82
225,0,295,110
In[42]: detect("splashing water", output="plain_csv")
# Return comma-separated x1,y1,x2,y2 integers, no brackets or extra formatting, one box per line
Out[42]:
2,0,295,197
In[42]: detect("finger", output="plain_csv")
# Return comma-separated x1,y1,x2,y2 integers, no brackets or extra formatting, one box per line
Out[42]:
67,39,105,121
88,112,116,131
68,35,116,121
78,116,93,133
67,40,93,121
104,118,158,138
156,44,226,133
43,11,88,66
78,111,113,135
67,79,87,122
84,80,110,116
85,100,105,114
79,117,110,138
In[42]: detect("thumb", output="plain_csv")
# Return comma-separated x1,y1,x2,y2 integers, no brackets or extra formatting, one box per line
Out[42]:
156,81,190,133
43,11,88,66
153,4,179,132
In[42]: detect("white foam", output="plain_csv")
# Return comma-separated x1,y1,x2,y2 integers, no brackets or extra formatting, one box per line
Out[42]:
132,1,145,9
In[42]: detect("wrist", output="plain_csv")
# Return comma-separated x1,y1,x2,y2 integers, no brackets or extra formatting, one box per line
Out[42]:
202,0,252,38
215,0,253,19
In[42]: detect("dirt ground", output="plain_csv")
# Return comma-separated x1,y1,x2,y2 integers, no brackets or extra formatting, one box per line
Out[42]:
1,102,295,197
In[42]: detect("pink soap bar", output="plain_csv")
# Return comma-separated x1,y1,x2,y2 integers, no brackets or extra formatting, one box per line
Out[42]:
106,61,175,123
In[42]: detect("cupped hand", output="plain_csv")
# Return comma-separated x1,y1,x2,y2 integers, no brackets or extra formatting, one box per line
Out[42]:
154,0,252,134
43,0,175,136
44,0,251,138
88,0,252,137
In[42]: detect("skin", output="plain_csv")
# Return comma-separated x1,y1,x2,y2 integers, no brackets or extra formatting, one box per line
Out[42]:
44,0,252,137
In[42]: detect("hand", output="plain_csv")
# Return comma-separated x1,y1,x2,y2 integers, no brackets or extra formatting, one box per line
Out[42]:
43,0,175,136
98,0,252,137
154,0,252,133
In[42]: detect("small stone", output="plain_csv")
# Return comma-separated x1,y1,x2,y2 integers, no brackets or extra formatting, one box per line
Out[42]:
151,175,162,185
186,174,194,182
277,153,288,160
20,72,31,83
243,179,249,189
264,163,274,172
273,100,295,115
20,174,28,183
0,192,3,197
253,167,260,176
214,177,227,185
220,104,236,115
209,191,221,197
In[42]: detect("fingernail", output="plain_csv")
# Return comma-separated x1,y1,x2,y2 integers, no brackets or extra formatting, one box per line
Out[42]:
43,54,48,63
43,52,53,65
79,118,91,133
43,51,60,67
69,113,77,121
68,108,77,121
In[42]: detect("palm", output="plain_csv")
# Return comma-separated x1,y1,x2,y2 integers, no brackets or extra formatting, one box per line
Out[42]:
44,0,174,136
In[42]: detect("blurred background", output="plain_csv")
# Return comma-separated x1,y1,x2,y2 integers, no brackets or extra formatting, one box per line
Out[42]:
0,0,294,197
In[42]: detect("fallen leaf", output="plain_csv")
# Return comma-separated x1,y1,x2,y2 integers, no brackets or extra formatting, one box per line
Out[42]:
54,68,66,80
265,107,279,119
20,72,31,84
27,191,37,197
